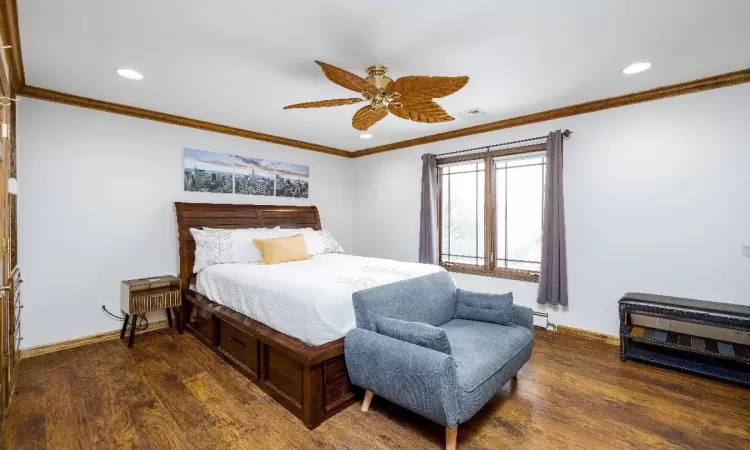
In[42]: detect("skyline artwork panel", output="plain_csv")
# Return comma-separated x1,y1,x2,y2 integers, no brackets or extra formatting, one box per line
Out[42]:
183,149,309,198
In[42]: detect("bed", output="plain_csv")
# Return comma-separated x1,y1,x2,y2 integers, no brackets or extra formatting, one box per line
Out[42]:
174,202,442,429
195,253,442,346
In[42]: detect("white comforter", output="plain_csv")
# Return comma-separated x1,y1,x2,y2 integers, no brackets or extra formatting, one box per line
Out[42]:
195,253,444,346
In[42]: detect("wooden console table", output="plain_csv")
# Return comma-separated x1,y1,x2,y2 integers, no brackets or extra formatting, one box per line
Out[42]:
619,292,750,387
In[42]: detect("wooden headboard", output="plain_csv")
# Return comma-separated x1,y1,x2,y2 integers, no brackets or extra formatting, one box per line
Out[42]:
174,202,322,289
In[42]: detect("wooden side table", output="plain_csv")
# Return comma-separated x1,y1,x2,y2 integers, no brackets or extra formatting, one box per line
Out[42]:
120,276,182,348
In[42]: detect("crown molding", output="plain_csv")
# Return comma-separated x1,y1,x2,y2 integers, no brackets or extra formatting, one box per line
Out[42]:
19,67,750,160
0,0,24,93
351,68,750,158
19,85,353,157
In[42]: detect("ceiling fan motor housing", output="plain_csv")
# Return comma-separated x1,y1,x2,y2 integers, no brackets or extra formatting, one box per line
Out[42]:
365,65,392,90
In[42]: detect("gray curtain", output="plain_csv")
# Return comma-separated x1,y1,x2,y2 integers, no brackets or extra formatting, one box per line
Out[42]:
537,130,568,306
419,154,439,264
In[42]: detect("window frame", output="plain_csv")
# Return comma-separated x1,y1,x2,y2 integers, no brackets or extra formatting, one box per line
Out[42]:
437,143,546,283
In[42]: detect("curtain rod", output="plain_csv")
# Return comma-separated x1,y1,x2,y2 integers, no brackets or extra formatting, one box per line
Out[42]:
436,129,572,158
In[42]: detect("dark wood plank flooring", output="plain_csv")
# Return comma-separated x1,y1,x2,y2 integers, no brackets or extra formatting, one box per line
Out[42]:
3,329,749,449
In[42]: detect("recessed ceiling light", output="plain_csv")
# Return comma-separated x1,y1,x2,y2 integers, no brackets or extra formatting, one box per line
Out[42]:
116,68,144,80
622,61,651,75
359,133,372,139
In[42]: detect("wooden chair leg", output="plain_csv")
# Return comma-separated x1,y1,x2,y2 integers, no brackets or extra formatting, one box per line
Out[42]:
120,314,130,340
361,390,374,412
166,308,173,328
446,425,458,450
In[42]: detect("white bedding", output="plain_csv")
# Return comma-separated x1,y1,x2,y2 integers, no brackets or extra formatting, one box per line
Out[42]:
195,253,445,346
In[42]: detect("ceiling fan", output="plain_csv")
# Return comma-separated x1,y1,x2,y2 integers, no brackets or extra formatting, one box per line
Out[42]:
284,61,469,131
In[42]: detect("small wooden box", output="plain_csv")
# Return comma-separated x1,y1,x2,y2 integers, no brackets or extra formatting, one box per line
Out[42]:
120,276,181,315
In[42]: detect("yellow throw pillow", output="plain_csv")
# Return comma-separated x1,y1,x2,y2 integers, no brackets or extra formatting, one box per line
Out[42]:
252,233,312,265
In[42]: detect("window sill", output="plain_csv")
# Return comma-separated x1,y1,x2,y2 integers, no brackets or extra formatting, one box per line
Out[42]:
440,263,540,283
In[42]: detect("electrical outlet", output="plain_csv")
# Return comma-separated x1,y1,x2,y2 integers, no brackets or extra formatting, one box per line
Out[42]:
98,301,107,316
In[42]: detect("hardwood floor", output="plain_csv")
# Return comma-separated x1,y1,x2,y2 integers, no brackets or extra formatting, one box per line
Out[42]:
2,329,749,449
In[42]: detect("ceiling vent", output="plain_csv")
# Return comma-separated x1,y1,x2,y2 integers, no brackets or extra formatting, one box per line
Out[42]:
455,108,489,120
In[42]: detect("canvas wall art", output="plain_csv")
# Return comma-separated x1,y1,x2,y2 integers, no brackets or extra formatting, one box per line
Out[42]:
233,156,276,196
183,149,234,193
275,161,309,198
183,149,309,198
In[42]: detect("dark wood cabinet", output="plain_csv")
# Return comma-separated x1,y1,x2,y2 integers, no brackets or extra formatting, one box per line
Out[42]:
0,69,19,418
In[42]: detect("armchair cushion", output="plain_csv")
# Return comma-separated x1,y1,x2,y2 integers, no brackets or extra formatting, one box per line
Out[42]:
456,334,533,422
377,316,452,355
353,271,457,332
440,319,532,391
454,289,514,325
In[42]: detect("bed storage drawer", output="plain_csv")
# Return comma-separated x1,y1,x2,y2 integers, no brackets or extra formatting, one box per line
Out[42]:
187,303,214,343
265,349,303,405
219,321,259,376
324,357,353,411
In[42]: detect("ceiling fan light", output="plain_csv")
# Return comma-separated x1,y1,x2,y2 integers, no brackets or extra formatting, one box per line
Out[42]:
359,133,372,139
622,61,651,75
116,68,144,80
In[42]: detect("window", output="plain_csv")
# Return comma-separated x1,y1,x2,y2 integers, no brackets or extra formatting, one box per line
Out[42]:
438,144,546,282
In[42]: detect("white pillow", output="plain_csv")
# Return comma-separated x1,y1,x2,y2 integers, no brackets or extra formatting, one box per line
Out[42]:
300,228,327,255
269,226,318,253
273,226,304,238
271,227,343,255
191,227,277,272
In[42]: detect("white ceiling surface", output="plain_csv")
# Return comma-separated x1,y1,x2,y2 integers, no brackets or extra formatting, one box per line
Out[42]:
19,0,750,151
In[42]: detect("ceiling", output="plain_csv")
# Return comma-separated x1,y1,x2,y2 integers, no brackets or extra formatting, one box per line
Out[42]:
18,0,750,151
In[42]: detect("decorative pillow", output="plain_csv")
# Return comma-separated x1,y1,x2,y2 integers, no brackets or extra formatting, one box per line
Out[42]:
376,316,452,355
273,227,343,255
289,227,327,255
191,228,235,272
194,227,278,271
252,233,312,265
318,229,344,253
454,289,514,325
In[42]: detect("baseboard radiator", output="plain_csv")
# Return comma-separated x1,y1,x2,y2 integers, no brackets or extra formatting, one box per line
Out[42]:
533,311,556,330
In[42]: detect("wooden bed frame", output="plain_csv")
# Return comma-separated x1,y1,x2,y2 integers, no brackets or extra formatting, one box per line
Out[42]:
174,202,356,429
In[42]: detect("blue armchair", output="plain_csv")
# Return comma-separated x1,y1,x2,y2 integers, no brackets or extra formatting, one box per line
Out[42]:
344,271,534,450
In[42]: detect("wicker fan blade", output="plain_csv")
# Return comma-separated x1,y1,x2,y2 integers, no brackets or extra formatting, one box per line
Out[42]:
283,98,364,109
315,61,379,96
386,76,469,99
352,106,388,131
388,99,454,124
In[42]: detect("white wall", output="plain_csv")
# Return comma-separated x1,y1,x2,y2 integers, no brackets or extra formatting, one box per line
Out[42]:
18,83,750,347
352,83,750,336
18,98,353,348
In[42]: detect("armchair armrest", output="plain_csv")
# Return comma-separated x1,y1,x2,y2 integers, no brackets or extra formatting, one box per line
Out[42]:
344,328,460,427
513,304,534,332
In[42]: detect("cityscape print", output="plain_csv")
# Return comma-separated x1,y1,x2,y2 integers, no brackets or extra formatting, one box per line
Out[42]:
183,149,234,193
183,149,309,198
275,162,309,198
233,156,276,196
